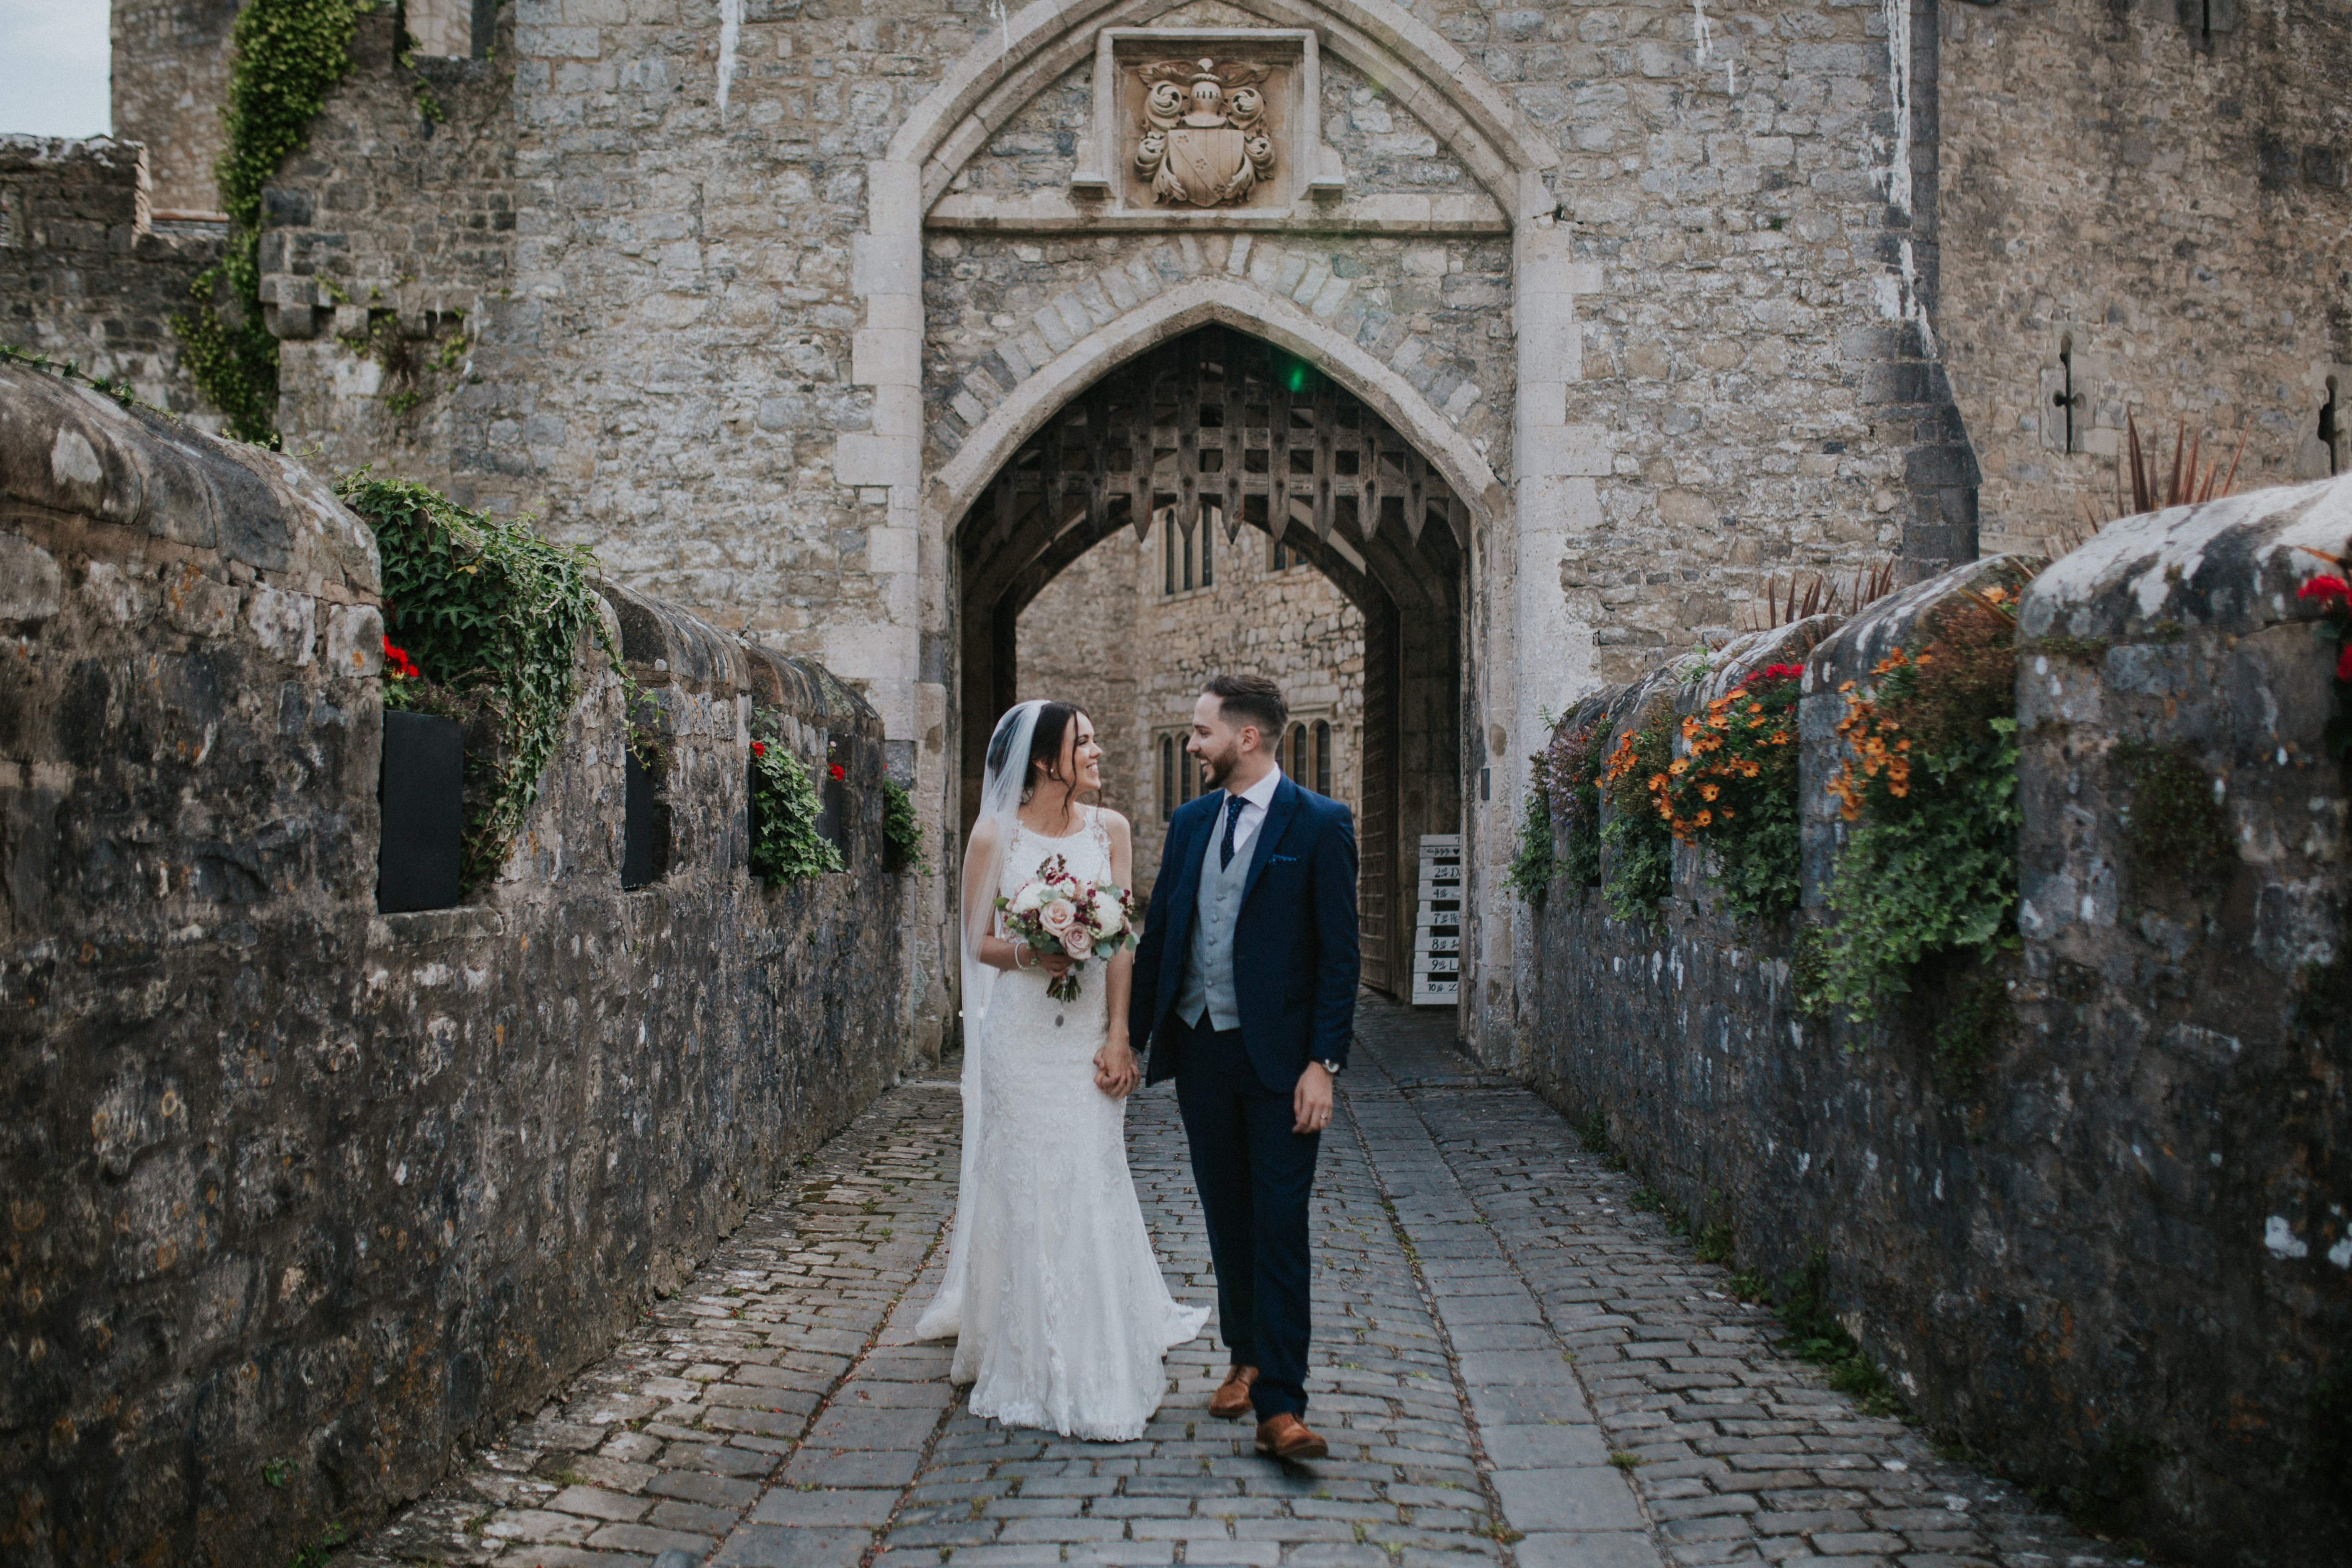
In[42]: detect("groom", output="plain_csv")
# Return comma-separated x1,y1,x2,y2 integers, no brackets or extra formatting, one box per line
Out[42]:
1127,673,1359,1462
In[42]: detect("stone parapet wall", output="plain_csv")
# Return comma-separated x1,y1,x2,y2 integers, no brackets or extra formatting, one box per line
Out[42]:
1519,475,2352,1566
0,137,224,428
0,366,907,1567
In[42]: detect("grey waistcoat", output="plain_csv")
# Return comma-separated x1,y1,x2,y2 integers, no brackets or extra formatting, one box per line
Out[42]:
1176,803,1253,1031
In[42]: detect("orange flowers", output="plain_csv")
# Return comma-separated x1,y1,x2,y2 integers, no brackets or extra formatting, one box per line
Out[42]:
1826,650,1920,820
1649,666,1801,845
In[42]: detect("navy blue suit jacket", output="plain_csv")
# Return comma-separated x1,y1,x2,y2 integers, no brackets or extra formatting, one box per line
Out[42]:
1129,773,1360,1090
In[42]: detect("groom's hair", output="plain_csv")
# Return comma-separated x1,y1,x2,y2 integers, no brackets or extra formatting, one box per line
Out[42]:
1202,673,1286,744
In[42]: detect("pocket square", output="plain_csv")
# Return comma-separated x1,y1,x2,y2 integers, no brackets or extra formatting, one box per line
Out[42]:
1271,854,1299,863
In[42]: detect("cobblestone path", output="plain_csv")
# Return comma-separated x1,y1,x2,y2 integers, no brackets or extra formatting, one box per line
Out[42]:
340,998,2118,1568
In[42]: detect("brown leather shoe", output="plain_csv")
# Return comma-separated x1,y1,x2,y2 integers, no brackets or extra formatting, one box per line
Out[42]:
1209,1365,1258,1419
1254,1413,1329,1461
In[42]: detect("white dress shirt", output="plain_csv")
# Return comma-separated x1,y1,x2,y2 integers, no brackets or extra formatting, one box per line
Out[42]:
1219,765,1285,860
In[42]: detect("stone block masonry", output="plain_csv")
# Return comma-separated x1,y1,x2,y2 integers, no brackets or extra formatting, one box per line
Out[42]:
0,137,225,429
333,994,2123,1568
0,364,909,1567
1520,472,2352,1567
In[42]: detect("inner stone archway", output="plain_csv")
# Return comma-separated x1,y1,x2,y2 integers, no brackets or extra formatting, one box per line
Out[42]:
953,325,1465,998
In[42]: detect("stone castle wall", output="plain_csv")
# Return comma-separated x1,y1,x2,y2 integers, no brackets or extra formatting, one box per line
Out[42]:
0,137,225,428
1940,0,2352,556
0,364,907,1567
1520,476,2352,1566
1016,520,1364,890
108,0,241,215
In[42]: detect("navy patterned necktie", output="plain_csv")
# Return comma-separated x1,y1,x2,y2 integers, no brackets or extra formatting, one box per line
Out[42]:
1220,793,1248,869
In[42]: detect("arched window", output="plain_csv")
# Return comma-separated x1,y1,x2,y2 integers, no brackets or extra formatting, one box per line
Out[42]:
1160,734,1175,819
1287,723,1307,782
1314,721,1333,796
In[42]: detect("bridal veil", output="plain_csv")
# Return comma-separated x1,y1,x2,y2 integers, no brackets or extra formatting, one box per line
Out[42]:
914,698,1044,1340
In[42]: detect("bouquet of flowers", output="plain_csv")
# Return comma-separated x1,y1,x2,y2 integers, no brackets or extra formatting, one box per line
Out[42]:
997,852,1138,1002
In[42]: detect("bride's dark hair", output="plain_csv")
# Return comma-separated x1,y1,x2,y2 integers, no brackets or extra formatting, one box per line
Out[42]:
1021,701,1086,807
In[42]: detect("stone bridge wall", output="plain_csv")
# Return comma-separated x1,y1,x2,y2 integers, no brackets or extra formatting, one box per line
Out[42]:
0,364,907,1567
1518,473,2352,1567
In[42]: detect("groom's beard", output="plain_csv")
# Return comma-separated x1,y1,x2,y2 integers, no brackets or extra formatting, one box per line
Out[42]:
1195,744,1239,792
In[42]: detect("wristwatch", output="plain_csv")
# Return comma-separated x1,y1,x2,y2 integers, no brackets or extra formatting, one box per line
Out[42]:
1318,1058,1344,1075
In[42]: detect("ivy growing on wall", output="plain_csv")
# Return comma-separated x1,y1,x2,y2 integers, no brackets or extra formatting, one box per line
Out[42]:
1544,722,1605,893
1803,587,2025,1021
339,472,625,891
881,776,931,876
749,728,844,886
172,0,363,444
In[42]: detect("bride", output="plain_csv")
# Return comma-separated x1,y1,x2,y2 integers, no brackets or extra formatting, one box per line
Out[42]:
914,699,1211,1440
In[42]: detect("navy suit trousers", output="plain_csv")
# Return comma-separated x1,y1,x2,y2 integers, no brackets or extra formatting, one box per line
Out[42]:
1172,1015,1320,1420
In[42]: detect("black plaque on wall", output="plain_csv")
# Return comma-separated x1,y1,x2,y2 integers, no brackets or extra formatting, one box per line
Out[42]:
378,710,465,912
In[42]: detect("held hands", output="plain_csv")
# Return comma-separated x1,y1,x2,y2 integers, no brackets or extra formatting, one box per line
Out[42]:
1292,1061,1334,1136
1013,945,1076,978
1093,1038,1141,1098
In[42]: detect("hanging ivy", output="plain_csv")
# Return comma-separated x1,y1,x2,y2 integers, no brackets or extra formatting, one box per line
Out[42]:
339,471,629,891
173,0,363,444
1802,587,2024,1021
749,726,845,886
881,775,932,876
1543,722,1605,893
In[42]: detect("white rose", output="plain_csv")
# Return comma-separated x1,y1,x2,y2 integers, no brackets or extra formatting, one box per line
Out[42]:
1011,883,1047,914
1091,889,1124,932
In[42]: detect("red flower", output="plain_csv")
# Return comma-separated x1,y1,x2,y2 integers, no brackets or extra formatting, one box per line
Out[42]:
2336,645,2352,683
829,762,847,781
2300,575,2349,603
750,741,766,757
1755,662,1806,683
380,635,420,680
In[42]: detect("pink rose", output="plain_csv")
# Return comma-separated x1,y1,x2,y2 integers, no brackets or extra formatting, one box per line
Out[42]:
1061,925,1094,958
1039,899,1076,934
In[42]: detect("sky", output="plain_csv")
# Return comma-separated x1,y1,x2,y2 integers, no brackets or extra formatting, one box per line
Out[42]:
0,1,112,139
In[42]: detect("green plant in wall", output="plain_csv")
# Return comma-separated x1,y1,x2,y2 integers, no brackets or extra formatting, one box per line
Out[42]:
172,0,364,445
881,775,931,876
1599,704,1675,921
1804,587,2025,1022
1649,662,1806,921
1543,722,1605,892
1773,1250,1902,1418
749,728,845,885
1506,750,1557,907
340,471,626,891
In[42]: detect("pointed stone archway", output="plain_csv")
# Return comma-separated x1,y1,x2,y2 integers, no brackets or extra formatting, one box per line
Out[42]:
952,323,1468,998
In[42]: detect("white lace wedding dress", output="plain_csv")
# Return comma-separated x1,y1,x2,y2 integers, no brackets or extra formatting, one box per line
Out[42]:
936,806,1211,1440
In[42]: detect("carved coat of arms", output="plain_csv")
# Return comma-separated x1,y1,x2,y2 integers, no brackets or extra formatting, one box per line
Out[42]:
1133,58,1277,207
